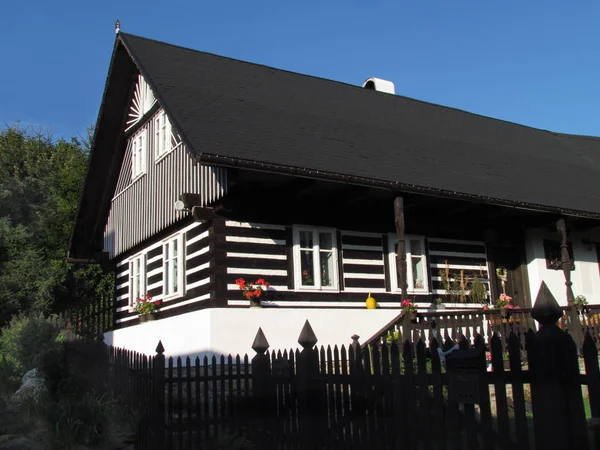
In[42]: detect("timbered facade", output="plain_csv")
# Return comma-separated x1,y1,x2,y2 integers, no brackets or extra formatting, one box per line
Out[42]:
69,31,600,346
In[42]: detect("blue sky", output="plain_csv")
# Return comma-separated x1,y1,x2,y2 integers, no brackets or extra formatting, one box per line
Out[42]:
1,1,599,140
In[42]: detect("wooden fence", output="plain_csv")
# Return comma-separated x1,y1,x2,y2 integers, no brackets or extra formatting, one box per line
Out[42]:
69,283,600,450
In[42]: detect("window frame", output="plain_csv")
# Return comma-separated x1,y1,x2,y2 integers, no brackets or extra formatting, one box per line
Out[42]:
292,226,339,291
162,232,185,300
131,126,147,180
387,234,429,295
154,110,173,162
128,253,147,307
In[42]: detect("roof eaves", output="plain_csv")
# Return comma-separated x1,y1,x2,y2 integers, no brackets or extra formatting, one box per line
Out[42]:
197,152,600,220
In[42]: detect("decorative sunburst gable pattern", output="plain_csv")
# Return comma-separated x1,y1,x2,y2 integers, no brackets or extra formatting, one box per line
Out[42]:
126,74,157,132
428,238,490,298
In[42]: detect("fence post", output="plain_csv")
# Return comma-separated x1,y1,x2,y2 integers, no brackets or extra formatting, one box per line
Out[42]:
527,282,589,450
251,327,273,445
153,341,166,450
296,320,321,450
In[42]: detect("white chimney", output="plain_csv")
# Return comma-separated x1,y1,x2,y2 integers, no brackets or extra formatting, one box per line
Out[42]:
362,77,395,94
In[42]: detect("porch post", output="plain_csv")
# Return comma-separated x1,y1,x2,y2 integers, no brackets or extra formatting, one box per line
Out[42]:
394,197,408,299
556,218,583,351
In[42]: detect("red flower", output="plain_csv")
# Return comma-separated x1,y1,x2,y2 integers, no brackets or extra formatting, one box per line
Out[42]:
265,282,270,288
254,289,262,298
256,278,266,286
155,300,162,306
482,305,489,310
302,270,308,276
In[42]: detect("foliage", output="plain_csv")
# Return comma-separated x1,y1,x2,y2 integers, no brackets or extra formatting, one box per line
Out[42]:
0,313,65,396
132,293,162,315
495,293,513,309
470,276,488,304
401,299,417,314
235,278,270,301
574,295,588,306
0,125,113,326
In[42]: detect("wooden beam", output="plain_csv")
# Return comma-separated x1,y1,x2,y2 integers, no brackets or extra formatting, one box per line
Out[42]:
394,197,408,298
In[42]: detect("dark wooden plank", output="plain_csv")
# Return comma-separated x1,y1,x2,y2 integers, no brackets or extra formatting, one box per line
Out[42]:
371,343,385,450
195,357,201,448
219,355,226,435
186,357,192,449
430,337,447,450
167,357,174,450
474,334,494,450
211,356,218,441
491,334,511,450
379,343,393,450
176,357,183,450
203,356,210,443
403,340,419,450
508,332,530,450
415,339,431,450
350,344,367,448
583,332,600,450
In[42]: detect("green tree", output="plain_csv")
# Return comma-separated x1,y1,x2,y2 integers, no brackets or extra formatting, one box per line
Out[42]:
0,125,112,327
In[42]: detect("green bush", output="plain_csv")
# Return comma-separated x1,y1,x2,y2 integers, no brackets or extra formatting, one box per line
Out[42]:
0,313,64,397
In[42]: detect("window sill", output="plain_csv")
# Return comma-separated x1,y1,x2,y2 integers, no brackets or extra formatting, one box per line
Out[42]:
295,287,340,293
162,292,184,302
130,172,146,185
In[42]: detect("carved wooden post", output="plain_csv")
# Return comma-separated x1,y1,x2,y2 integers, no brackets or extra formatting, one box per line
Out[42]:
394,197,408,299
557,218,583,352
527,282,589,450
153,341,166,450
297,320,320,450
251,327,273,445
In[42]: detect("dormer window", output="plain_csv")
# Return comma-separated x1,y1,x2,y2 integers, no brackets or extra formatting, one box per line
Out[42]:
131,126,147,180
155,110,172,160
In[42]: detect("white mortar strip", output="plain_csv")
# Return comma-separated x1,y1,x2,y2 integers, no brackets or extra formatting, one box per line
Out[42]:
429,251,487,258
343,273,385,279
117,293,129,301
340,287,387,293
228,300,403,308
186,230,209,246
428,237,485,246
147,267,162,278
430,263,487,271
147,254,162,265
343,258,383,266
159,293,211,311
225,236,285,245
117,270,130,278
187,277,211,290
186,246,210,261
225,220,285,230
227,268,287,276
116,281,129,290
227,284,288,291
147,281,162,290
342,244,382,252
186,262,210,275
226,252,286,260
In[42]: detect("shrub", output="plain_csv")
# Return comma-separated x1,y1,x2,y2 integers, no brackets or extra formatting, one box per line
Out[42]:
0,313,64,397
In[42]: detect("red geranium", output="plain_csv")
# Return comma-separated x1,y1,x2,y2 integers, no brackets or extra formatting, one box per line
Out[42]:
237,278,270,301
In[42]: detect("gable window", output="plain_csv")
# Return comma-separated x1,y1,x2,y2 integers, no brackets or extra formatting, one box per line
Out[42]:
131,127,147,180
129,254,146,306
154,111,172,160
163,233,185,298
293,226,339,290
388,235,429,294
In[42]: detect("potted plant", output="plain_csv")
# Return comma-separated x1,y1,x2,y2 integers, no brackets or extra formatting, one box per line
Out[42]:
236,278,270,308
401,299,418,322
574,295,588,313
133,294,162,323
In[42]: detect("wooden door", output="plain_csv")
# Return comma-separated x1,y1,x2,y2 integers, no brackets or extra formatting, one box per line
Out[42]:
487,242,531,308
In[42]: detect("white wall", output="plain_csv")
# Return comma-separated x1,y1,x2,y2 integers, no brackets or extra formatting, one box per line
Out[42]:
525,228,600,305
104,308,400,362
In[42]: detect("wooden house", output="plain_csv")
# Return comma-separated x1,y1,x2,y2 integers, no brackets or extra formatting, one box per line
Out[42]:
68,31,600,357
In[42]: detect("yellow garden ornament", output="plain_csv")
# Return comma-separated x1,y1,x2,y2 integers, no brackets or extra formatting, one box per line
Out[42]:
366,292,377,309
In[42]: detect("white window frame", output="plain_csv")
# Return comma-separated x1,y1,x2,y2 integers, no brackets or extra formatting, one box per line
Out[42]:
292,226,339,291
131,126,147,180
162,232,185,300
154,110,173,162
129,253,147,307
388,234,429,294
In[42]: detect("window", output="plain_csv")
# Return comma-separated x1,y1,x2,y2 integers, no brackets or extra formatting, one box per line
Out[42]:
129,254,146,306
293,226,339,290
154,111,172,160
131,127,147,179
388,235,429,293
163,234,184,298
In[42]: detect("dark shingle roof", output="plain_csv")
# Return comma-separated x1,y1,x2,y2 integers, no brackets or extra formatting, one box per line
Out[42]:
121,32,600,216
